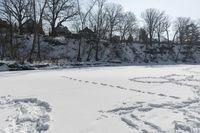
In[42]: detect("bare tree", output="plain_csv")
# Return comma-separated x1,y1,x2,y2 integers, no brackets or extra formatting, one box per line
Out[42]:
174,17,192,62
3,0,31,34
89,0,107,61
139,28,148,45
184,22,200,60
141,8,164,47
155,13,169,46
36,0,47,60
186,23,200,43
118,11,137,41
28,0,37,63
28,0,47,62
76,0,97,61
174,17,192,44
45,0,78,36
163,16,171,45
105,3,123,40
76,0,97,30
0,0,15,58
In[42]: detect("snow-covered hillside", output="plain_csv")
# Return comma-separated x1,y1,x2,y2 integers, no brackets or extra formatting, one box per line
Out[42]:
2,35,200,64
1,65,200,133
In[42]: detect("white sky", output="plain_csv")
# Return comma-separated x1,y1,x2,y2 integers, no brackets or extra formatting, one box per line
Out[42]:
108,0,200,20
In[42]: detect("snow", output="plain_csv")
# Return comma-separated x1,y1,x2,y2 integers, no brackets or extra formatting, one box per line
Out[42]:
1,35,200,64
0,64,9,72
0,65,200,133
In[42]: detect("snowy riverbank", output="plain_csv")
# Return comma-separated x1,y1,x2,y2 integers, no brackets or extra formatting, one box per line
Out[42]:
1,65,200,132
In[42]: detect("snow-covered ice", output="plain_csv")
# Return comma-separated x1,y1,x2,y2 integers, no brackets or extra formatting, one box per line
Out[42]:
1,65,200,133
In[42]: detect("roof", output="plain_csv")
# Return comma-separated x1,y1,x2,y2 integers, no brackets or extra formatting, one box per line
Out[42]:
55,25,71,35
22,18,35,26
79,27,94,34
0,19,9,29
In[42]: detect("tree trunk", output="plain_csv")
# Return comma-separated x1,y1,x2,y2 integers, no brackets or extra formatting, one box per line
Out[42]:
28,0,37,63
175,45,182,62
0,35,5,58
95,40,99,61
9,17,14,59
157,32,160,47
51,21,56,36
18,17,23,35
77,38,82,62
87,44,93,61
166,30,170,45
149,32,153,47
37,34,41,60
110,26,113,41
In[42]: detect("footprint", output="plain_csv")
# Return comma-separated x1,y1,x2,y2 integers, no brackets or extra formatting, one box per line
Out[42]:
158,94,166,97
101,83,108,86
121,117,139,130
169,96,180,99
130,89,138,92
116,86,127,90
138,107,153,112
143,121,164,132
92,82,97,84
147,92,155,95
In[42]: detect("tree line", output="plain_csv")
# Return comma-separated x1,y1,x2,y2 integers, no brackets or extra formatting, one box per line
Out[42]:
0,0,200,63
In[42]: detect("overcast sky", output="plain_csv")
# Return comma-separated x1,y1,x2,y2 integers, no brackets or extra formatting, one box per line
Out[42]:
108,0,200,20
